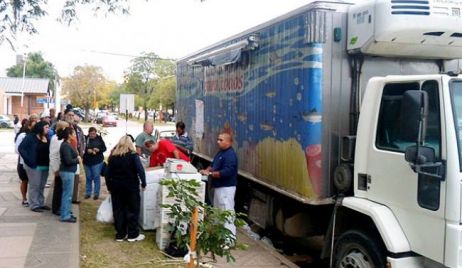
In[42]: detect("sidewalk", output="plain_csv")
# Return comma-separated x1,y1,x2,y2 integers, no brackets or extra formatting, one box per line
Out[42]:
0,130,79,268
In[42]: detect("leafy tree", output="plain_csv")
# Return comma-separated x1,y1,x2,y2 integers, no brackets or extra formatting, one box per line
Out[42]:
62,65,108,121
6,52,58,91
148,76,176,113
160,179,247,266
0,0,132,49
124,52,176,121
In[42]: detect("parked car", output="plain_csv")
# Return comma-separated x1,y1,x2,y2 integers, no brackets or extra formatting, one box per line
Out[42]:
73,108,84,120
110,112,119,120
153,127,176,142
0,115,13,128
102,116,117,127
95,112,107,124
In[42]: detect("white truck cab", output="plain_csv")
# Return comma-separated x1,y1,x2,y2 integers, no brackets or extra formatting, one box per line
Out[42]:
333,0,462,266
342,74,461,267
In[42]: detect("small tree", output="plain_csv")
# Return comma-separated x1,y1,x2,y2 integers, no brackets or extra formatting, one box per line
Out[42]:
160,179,247,265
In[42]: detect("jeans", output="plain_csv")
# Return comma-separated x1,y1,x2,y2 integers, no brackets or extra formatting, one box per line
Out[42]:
59,171,75,221
24,164,48,210
52,175,62,214
84,162,103,197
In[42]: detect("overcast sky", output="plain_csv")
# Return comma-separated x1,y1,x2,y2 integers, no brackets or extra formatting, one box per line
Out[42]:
0,0,310,82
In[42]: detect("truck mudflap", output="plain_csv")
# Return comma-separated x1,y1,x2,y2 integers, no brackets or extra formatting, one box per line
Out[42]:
341,197,411,253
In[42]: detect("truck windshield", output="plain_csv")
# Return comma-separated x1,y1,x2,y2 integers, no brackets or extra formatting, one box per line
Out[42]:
450,80,462,171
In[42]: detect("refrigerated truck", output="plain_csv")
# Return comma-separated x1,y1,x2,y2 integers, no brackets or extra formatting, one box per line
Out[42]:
176,0,462,267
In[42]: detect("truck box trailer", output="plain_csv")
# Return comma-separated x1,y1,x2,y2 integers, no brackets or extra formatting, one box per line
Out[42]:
176,0,462,267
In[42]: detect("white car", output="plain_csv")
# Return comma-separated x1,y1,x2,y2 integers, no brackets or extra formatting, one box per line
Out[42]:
154,128,176,142
0,115,13,128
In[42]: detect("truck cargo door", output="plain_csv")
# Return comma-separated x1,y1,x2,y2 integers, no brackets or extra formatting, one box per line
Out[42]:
366,79,446,263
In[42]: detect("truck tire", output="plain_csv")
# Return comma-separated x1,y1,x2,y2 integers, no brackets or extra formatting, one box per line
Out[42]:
334,230,386,268
334,164,353,194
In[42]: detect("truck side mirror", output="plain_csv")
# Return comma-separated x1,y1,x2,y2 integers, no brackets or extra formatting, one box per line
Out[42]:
399,90,428,142
405,145,436,164
405,145,444,180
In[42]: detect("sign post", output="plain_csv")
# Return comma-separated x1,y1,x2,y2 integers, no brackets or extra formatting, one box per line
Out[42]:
119,94,135,134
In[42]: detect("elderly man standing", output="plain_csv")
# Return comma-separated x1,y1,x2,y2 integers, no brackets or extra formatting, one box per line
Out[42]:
135,120,155,158
199,132,238,239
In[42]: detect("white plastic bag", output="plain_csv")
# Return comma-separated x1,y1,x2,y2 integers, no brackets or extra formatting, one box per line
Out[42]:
96,195,114,223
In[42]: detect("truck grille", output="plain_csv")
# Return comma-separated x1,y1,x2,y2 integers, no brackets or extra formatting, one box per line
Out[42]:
391,0,430,15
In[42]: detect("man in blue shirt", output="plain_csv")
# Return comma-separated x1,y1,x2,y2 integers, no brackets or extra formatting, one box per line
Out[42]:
200,132,238,238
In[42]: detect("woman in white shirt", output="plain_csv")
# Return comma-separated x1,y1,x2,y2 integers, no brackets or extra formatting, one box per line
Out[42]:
49,121,70,215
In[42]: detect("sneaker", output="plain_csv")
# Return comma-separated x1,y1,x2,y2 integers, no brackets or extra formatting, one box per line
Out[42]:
93,195,99,200
31,208,43,213
40,205,51,210
84,195,91,199
22,201,29,207
60,217,77,223
45,183,51,188
116,235,127,242
127,234,145,242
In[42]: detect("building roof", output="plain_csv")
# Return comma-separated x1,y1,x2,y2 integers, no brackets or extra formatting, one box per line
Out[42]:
0,77,50,95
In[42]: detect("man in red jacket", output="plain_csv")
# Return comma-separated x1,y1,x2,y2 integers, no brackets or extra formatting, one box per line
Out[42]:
146,139,190,167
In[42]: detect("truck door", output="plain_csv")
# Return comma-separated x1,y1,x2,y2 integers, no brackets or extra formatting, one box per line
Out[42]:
366,79,446,263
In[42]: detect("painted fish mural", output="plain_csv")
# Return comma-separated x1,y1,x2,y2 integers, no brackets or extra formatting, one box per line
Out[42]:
177,12,325,201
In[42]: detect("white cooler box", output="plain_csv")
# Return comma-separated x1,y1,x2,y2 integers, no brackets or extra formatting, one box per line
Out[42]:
139,168,165,230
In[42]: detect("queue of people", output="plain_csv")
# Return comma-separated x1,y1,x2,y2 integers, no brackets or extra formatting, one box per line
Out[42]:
14,106,103,225
13,113,238,244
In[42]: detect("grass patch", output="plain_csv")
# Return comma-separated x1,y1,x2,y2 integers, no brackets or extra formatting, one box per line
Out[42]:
79,182,181,267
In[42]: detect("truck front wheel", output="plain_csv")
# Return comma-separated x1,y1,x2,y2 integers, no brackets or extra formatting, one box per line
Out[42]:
334,230,386,268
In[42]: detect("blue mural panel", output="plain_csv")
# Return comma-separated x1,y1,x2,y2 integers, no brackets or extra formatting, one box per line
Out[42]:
177,11,327,200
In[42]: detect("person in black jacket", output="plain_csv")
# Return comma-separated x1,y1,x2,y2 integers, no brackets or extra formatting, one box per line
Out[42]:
106,135,146,242
58,127,81,223
18,121,51,212
83,127,106,200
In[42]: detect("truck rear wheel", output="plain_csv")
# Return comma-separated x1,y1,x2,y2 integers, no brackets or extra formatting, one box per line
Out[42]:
334,230,386,268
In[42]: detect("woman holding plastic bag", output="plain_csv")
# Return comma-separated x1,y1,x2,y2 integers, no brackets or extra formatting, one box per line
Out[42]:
105,135,146,242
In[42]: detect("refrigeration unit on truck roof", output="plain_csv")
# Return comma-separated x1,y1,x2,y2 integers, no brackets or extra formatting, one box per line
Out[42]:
348,0,462,58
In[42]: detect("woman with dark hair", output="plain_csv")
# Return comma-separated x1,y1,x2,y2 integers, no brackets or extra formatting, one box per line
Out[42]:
83,126,106,200
58,127,80,223
106,135,146,242
18,121,50,212
15,119,34,207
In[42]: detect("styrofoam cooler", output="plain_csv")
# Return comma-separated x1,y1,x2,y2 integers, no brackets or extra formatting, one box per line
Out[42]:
155,168,206,250
139,168,165,230
155,222,172,250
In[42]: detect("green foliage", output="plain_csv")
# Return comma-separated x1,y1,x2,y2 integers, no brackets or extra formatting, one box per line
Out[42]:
123,52,176,116
6,51,58,90
153,76,176,110
160,179,247,264
62,65,114,120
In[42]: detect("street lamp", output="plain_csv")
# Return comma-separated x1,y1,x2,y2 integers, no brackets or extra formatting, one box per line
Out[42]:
20,53,27,117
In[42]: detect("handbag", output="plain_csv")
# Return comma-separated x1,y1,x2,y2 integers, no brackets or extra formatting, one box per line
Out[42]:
100,161,107,177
